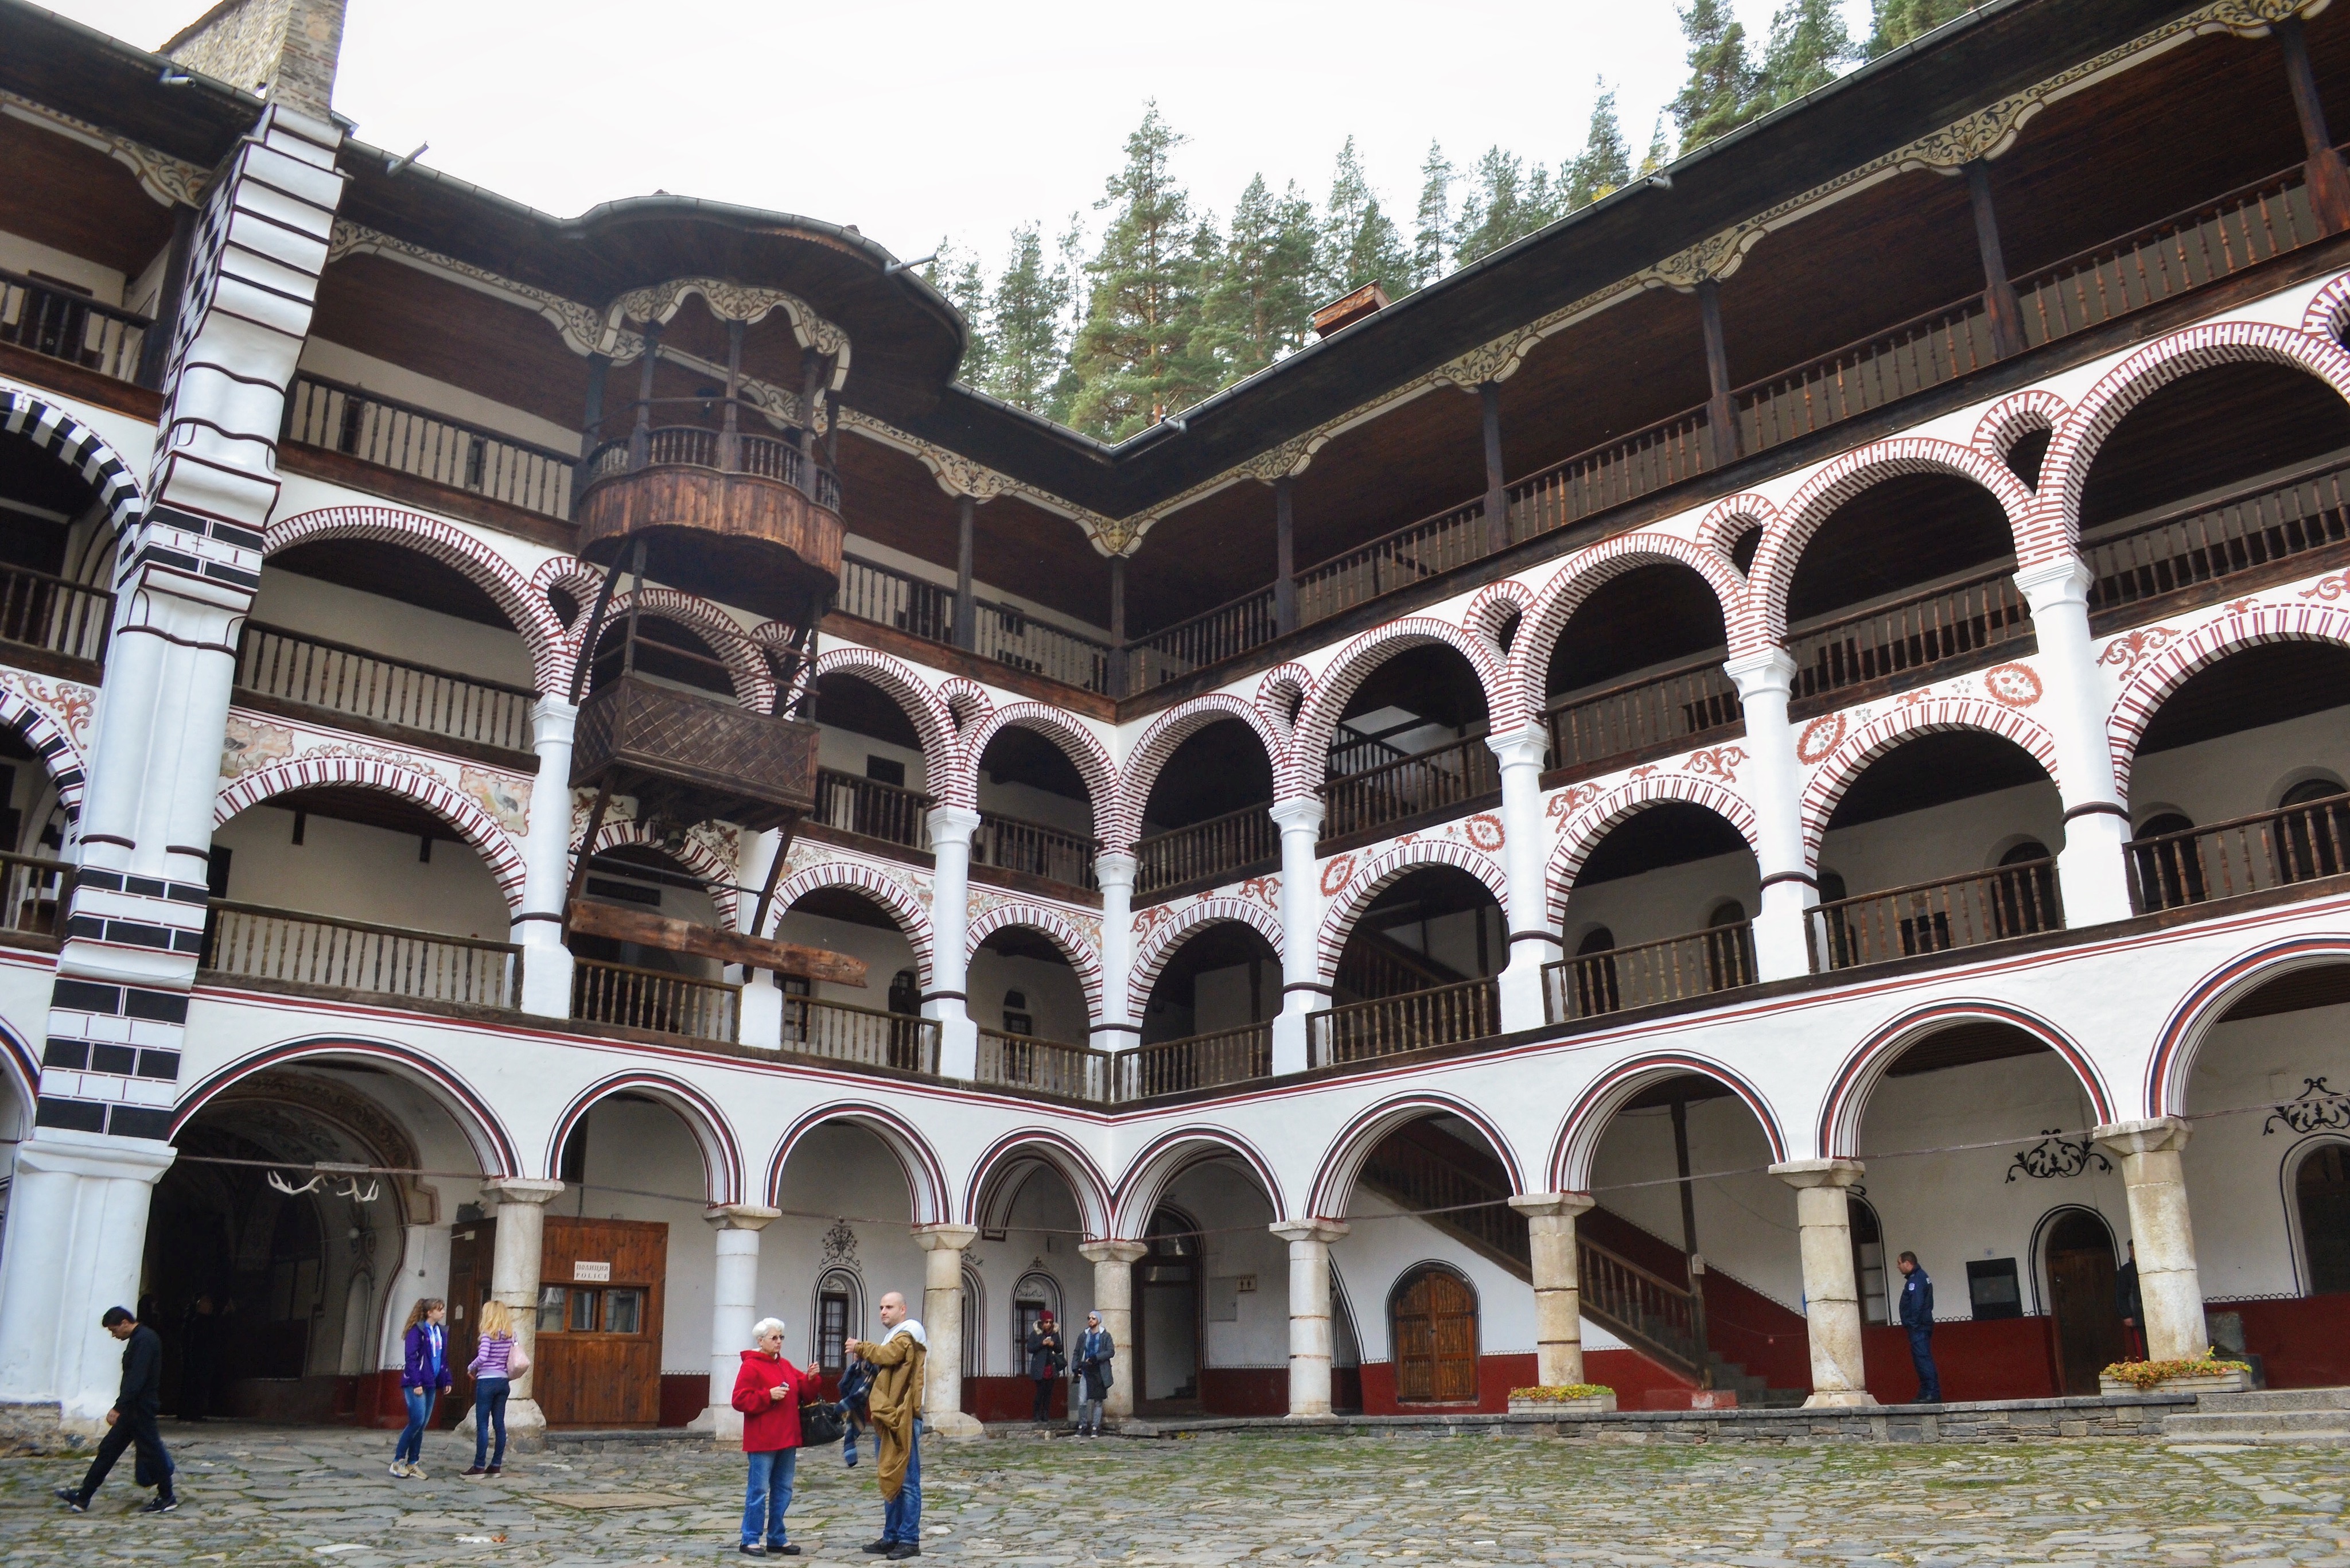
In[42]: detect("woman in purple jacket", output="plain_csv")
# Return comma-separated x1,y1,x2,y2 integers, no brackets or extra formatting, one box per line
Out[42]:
392,1298,452,1478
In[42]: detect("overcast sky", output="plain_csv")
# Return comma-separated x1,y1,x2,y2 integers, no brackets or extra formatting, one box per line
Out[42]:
54,0,1877,274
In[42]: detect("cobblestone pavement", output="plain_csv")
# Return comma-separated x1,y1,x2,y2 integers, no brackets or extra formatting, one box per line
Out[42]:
2,1422,2346,1566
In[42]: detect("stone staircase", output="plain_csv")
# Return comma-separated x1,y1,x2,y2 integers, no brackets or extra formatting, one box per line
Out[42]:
2162,1387,2350,1444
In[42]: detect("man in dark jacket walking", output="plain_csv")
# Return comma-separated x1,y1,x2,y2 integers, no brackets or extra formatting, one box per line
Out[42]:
1023,1312,1063,1423
56,1306,178,1513
1896,1252,1941,1404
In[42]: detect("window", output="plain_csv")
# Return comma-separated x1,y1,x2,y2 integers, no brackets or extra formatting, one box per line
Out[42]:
1990,841,2059,937
2279,779,2350,882
569,1289,597,1332
1967,1258,2023,1320
818,1292,850,1374
1002,989,1033,1036
538,1286,646,1334
604,1289,644,1334
2130,812,2201,910
865,756,906,788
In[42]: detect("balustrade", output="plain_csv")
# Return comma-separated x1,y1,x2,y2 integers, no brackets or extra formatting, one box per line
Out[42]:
583,423,841,512
236,621,538,753
203,901,521,1009
1737,295,1995,453
972,810,1099,890
976,1029,1109,1099
1127,587,1279,689
571,955,739,1042
1321,735,1498,842
0,850,70,941
0,268,147,381
1308,978,1501,1067
815,767,933,850
837,554,958,644
783,993,940,1074
1787,569,2033,708
2125,792,2350,914
1112,1022,1272,1100
1808,858,2062,971
1133,805,1278,896
1544,922,1757,1024
0,561,112,668
2086,453,2350,620
1577,1238,1705,1371
1544,656,1742,779
285,373,577,518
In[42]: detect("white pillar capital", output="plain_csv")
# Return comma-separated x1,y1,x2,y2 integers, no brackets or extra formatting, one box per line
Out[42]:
10,1129,178,1183
529,695,580,743
1768,1158,1866,1191
1508,1190,1596,1221
1078,1239,1149,1266
927,804,984,846
706,1204,782,1231
1484,723,1549,771
2092,1115,2192,1158
2010,555,2095,613
1722,646,1798,698
481,1177,566,1208
1268,795,1326,833
911,1221,981,1253
1270,1218,1350,1248
1093,851,1138,892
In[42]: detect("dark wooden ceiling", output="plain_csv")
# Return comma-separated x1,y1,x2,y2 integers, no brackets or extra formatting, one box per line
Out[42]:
1140,719,1275,830
2137,642,2350,754
1826,730,2056,831
1575,801,1753,886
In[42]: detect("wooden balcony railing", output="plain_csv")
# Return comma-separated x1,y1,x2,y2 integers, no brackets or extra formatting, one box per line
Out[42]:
815,767,934,850
784,994,940,1075
1578,1237,1705,1372
1114,1022,1272,1100
1808,858,2062,972
1133,804,1277,896
285,372,577,519
1737,294,1995,454
236,621,539,753
976,1029,1110,1099
571,955,738,1042
973,810,1099,890
1321,734,1497,842
1544,922,1757,1024
1126,586,1279,690
0,561,112,669
0,850,71,942
831,554,1116,696
837,554,957,644
1294,498,1492,628
1359,1127,1527,1263
1505,406,1717,543
0,268,149,382
583,424,842,513
2126,792,2350,915
1787,568,2032,708
202,901,521,1009
1544,655,1742,779
1309,977,1500,1067
2086,453,2350,620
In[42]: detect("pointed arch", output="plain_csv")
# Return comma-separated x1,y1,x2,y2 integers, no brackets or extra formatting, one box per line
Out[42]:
962,1129,1115,1239
1305,1090,1526,1217
769,861,936,989
950,702,1118,837
1515,535,1750,717
1118,694,1287,850
2146,934,2350,1122
1314,839,1507,984
588,816,741,931
1110,1124,1286,1235
1127,897,1286,1020
1547,1050,1787,1193
170,1034,520,1178
2104,602,2350,797
1285,618,1514,797
1,384,144,538
966,902,1104,1024
1544,775,1760,925
1814,1000,2113,1161
810,644,957,780
765,1102,950,1225
1797,697,2061,858
215,756,529,910
545,1069,745,1205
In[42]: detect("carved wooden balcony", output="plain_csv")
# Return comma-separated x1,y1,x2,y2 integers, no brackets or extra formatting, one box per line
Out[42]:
571,672,819,834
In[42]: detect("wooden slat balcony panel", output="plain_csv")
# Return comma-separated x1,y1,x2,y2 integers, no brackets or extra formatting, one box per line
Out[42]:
0,850,71,949
976,1029,1110,1100
1784,569,2033,715
1544,923,1757,1024
973,810,1099,893
1808,858,2062,972
1543,656,1742,781
1320,736,1499,843
2085,453,2350,627
236,621,537,756
814,768,935,852
0,268,148,383
2126,792,2350,915
784,995,939,1075
202,900,521,1010
1112,1022,1273,1102
1133,805,1277,897
1308,978,1500,1068
570,955,737,1042
286,372,577,520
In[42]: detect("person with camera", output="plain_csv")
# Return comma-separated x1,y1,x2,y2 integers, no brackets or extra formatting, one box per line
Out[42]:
730,1317,804,1557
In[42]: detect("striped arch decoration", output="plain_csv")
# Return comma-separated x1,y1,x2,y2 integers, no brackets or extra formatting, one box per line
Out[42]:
1547,1051,1788,1193
1255,663,1313,741
936,678,993,738
1693,492,1777,567
1286,618,1515,796
2104,600,2350,798
965,901,1105,1023
266,505,569,692
2034,320,2350,564
170,1036,521,1177
1126,897,1285,1020
1,385,145,539
1744,437,2036,647
2302,271,2350,344
1116,694,1287,851
1797,697,2062,857
1515,534,1752,717
808,646,958,780
588,818,741,930
216,756,529,910
1110,1124,1287,1235
1970,388,2069,476
545,1071,744,1205
1544,774,1760,925
1314,838,1508,984
765,1101,951,1226
1464,575,1537,651
947,703,1119,836
1814,1000,2112,1161
1305,1090,1527,1217
0,675,92,815
769,861,936,989
962,1129,1116,1239
558,585,774,709
0,1018,39,1116
2146,934,2350,1121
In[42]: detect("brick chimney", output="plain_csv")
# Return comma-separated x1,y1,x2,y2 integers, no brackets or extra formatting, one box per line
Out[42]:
162,0,347,120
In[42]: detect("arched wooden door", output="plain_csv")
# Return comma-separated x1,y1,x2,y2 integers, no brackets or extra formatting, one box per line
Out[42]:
1391,1266,1478,1403
2045,1209,2123,1395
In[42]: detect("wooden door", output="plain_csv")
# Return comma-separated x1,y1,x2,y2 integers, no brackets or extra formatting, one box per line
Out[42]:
1392,1267,1479,1404
534,1216,667,1428
2046,1219,2124,1395
443,1217,495,1426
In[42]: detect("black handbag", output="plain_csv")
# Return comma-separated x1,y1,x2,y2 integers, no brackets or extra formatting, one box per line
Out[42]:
798,1400,846,1446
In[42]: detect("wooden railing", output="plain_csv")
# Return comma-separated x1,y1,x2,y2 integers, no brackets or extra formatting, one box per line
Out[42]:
830,554,1115,695
1294,498,1492,627
236,621,539,753
1133,805,1277,895
1578,1237,1705,1372
1309,977,1500,1067
1359,1128,1528,1263
0,268,148,381
976,1029,1110,1099
783,994,939,1075
0,561,112,668
2126,792,2350,915
0,850,70,940
1114,1022,1272,1100
973,810,1099,890
1787,568,2032,707
1544,922,1757,1024
285,373,577,518
1127,587,1279,690
1337,929,1464,1002
1505,406,1717,543
1544,655,1741,778
815,767,934,850
1321,734,1497,841
1737,294,1994,454
583,424,842,512
1808,858,2062,971
571,955,738,1042
203,901,521,1009
837,554,958,645
2086,453,2350,618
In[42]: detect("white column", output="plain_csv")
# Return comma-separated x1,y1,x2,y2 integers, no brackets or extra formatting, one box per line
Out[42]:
482,1177,565,1434
1509,1192,1595,1388
732,827,784,1050
1092,851,1138,1056
1487,724,1557,1030
2012,558,2134,928
2094,1117,2207,1361
1724,649,1813,981
515,696,579,1017
692,1204,781,1439
1078,1239,1148,1424
0,1131,176,1431
912,1223,983,1435
926,806,982,1079
1269,797,1326,1075
1769,1158,1874,1407
1269,1219,1348,1417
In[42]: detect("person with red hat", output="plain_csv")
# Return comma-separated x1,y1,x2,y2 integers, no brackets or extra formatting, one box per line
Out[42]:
1022,1311,1064,1425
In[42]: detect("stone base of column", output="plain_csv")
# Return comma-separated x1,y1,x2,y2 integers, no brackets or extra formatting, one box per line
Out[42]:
925,1409,984,1438
1802,1389,1878,1409
456,1397,549,1449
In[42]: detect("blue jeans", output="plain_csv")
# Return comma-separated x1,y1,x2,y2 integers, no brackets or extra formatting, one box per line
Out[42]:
472,1377,509,1468
882,1425,920,1543
1907,1327,1942,1403
395,1386,435,1465
742,1447,797,1547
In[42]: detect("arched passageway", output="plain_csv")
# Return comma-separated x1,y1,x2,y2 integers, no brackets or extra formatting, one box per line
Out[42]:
1323,866,1504,1062
771,884,924,1069
808,672,938,853
1323,644,1494,843
1133,920,1280,1092
1554,802,1760,1018
1541,562,1736,781
972,725,1099,892
1133,718,1277,896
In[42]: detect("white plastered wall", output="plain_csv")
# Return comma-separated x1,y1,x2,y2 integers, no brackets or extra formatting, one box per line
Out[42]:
213,806,512,939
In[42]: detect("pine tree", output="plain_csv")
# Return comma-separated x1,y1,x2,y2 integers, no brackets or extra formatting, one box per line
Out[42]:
1567,82,1633,210
1320,137,1410,302
1068,103,1216,439
1672,0,1765,155
1638,114,1673,177
925,239,994,390
1762,0,1854,108
1866,0,1973,57
1454,146,1550,267
981,222,1070,415
1198,175,1319,379
1411,141,1453,290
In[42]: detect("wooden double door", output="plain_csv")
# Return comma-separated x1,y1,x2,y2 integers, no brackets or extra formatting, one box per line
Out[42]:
447,1215,667,1427
2046,1213,2125,1396
1392,1266,1479,1403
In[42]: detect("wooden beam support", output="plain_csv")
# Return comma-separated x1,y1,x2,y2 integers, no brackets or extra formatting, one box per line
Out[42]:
1965,161,2029,360
953,493,977,652
1274,477,1298,636
567,897,868,985
1108,555,1128,699
1697,280,1738,468
2281,15,2350,236
1479,380,1510,556
1670,1095,1714,1389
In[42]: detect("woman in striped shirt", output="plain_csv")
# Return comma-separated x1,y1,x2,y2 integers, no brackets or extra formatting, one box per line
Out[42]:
465,1300,526,1476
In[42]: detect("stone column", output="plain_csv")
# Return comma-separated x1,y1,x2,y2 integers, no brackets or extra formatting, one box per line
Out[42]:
1269,797,1327,1075
1269,1219,1348,1417
1078,1239,1148,1423
912,1223,983,1436
925,806,982,1078
1487,724,1559,1030
481,1177,564,1434
514,696,579,1017
1725,649,1813,981
0,1131,177,1431
1092,851,1139,1067
2094,1117,2207,1361
1508,1192,1596,1387
692,1204,780,1439
1769,1159,1874,1407
2012,558,2135,928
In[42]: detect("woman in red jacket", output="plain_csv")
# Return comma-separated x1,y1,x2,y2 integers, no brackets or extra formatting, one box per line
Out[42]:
732,1317,804,1557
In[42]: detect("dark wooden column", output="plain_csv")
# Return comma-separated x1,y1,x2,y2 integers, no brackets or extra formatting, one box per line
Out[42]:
719,320,745,467
574,352,611,512
1964,161,2029,359
953,493,977,651
1108,555,1128,698
1697,281,1738,468
1479,382,1511,555
133,202,196,390
628,322,660,469
799,350,823,465
1274,477,1298,635
2279,15,2350,235
1671,1095,1714,1389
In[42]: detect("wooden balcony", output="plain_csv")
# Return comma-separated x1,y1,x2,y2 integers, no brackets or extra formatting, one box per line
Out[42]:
784,994,939,1075
571,673,819,834
834,554,1118,697
0,561,112,680
1786,568,2033,715
1,267,148,383
1114,1022,1272,1101
975,1029,1109,1100
571,954,738,1042
971,809,1099,893
235,621,537,762
813,767,934,851
1544,922,1757,1025
1320,735,1499,845
201,901,522,1011
1309,978,1501,1068
285,372,577,520
1808,858,2062,972
2126,792,2350,915
2086,452,2350,629
1133,805,1277,899
1543,656,1743,784
0,850,70,952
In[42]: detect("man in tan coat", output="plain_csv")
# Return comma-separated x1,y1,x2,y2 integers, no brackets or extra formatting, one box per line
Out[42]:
846,1290,926,1559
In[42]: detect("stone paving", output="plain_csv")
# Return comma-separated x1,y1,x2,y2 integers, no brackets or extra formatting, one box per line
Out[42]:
2,1421,2346,1566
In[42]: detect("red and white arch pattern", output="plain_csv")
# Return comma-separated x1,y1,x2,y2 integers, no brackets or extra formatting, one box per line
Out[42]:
587,817,741,929
966,900,1106,1023
1314,838,1507,983
1126,896,1286,1020
770,859,937,987
1116,694,1288,853
1513,535,1749,717
216,756,528,909
2104,598,2350,798
1544,773,1760,925
1285,618,1514,796
545,1069,745,1205
809,645,958,782
946,703,1119,839
1798,697,2061,856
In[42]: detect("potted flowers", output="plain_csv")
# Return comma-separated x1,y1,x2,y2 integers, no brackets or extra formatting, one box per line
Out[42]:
1507,1384,1617,1414
2099,1352,2252,1396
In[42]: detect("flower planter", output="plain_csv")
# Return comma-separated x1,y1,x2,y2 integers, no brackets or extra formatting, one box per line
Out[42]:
2099,1366,2250,1396
1508,1390,1617,1415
